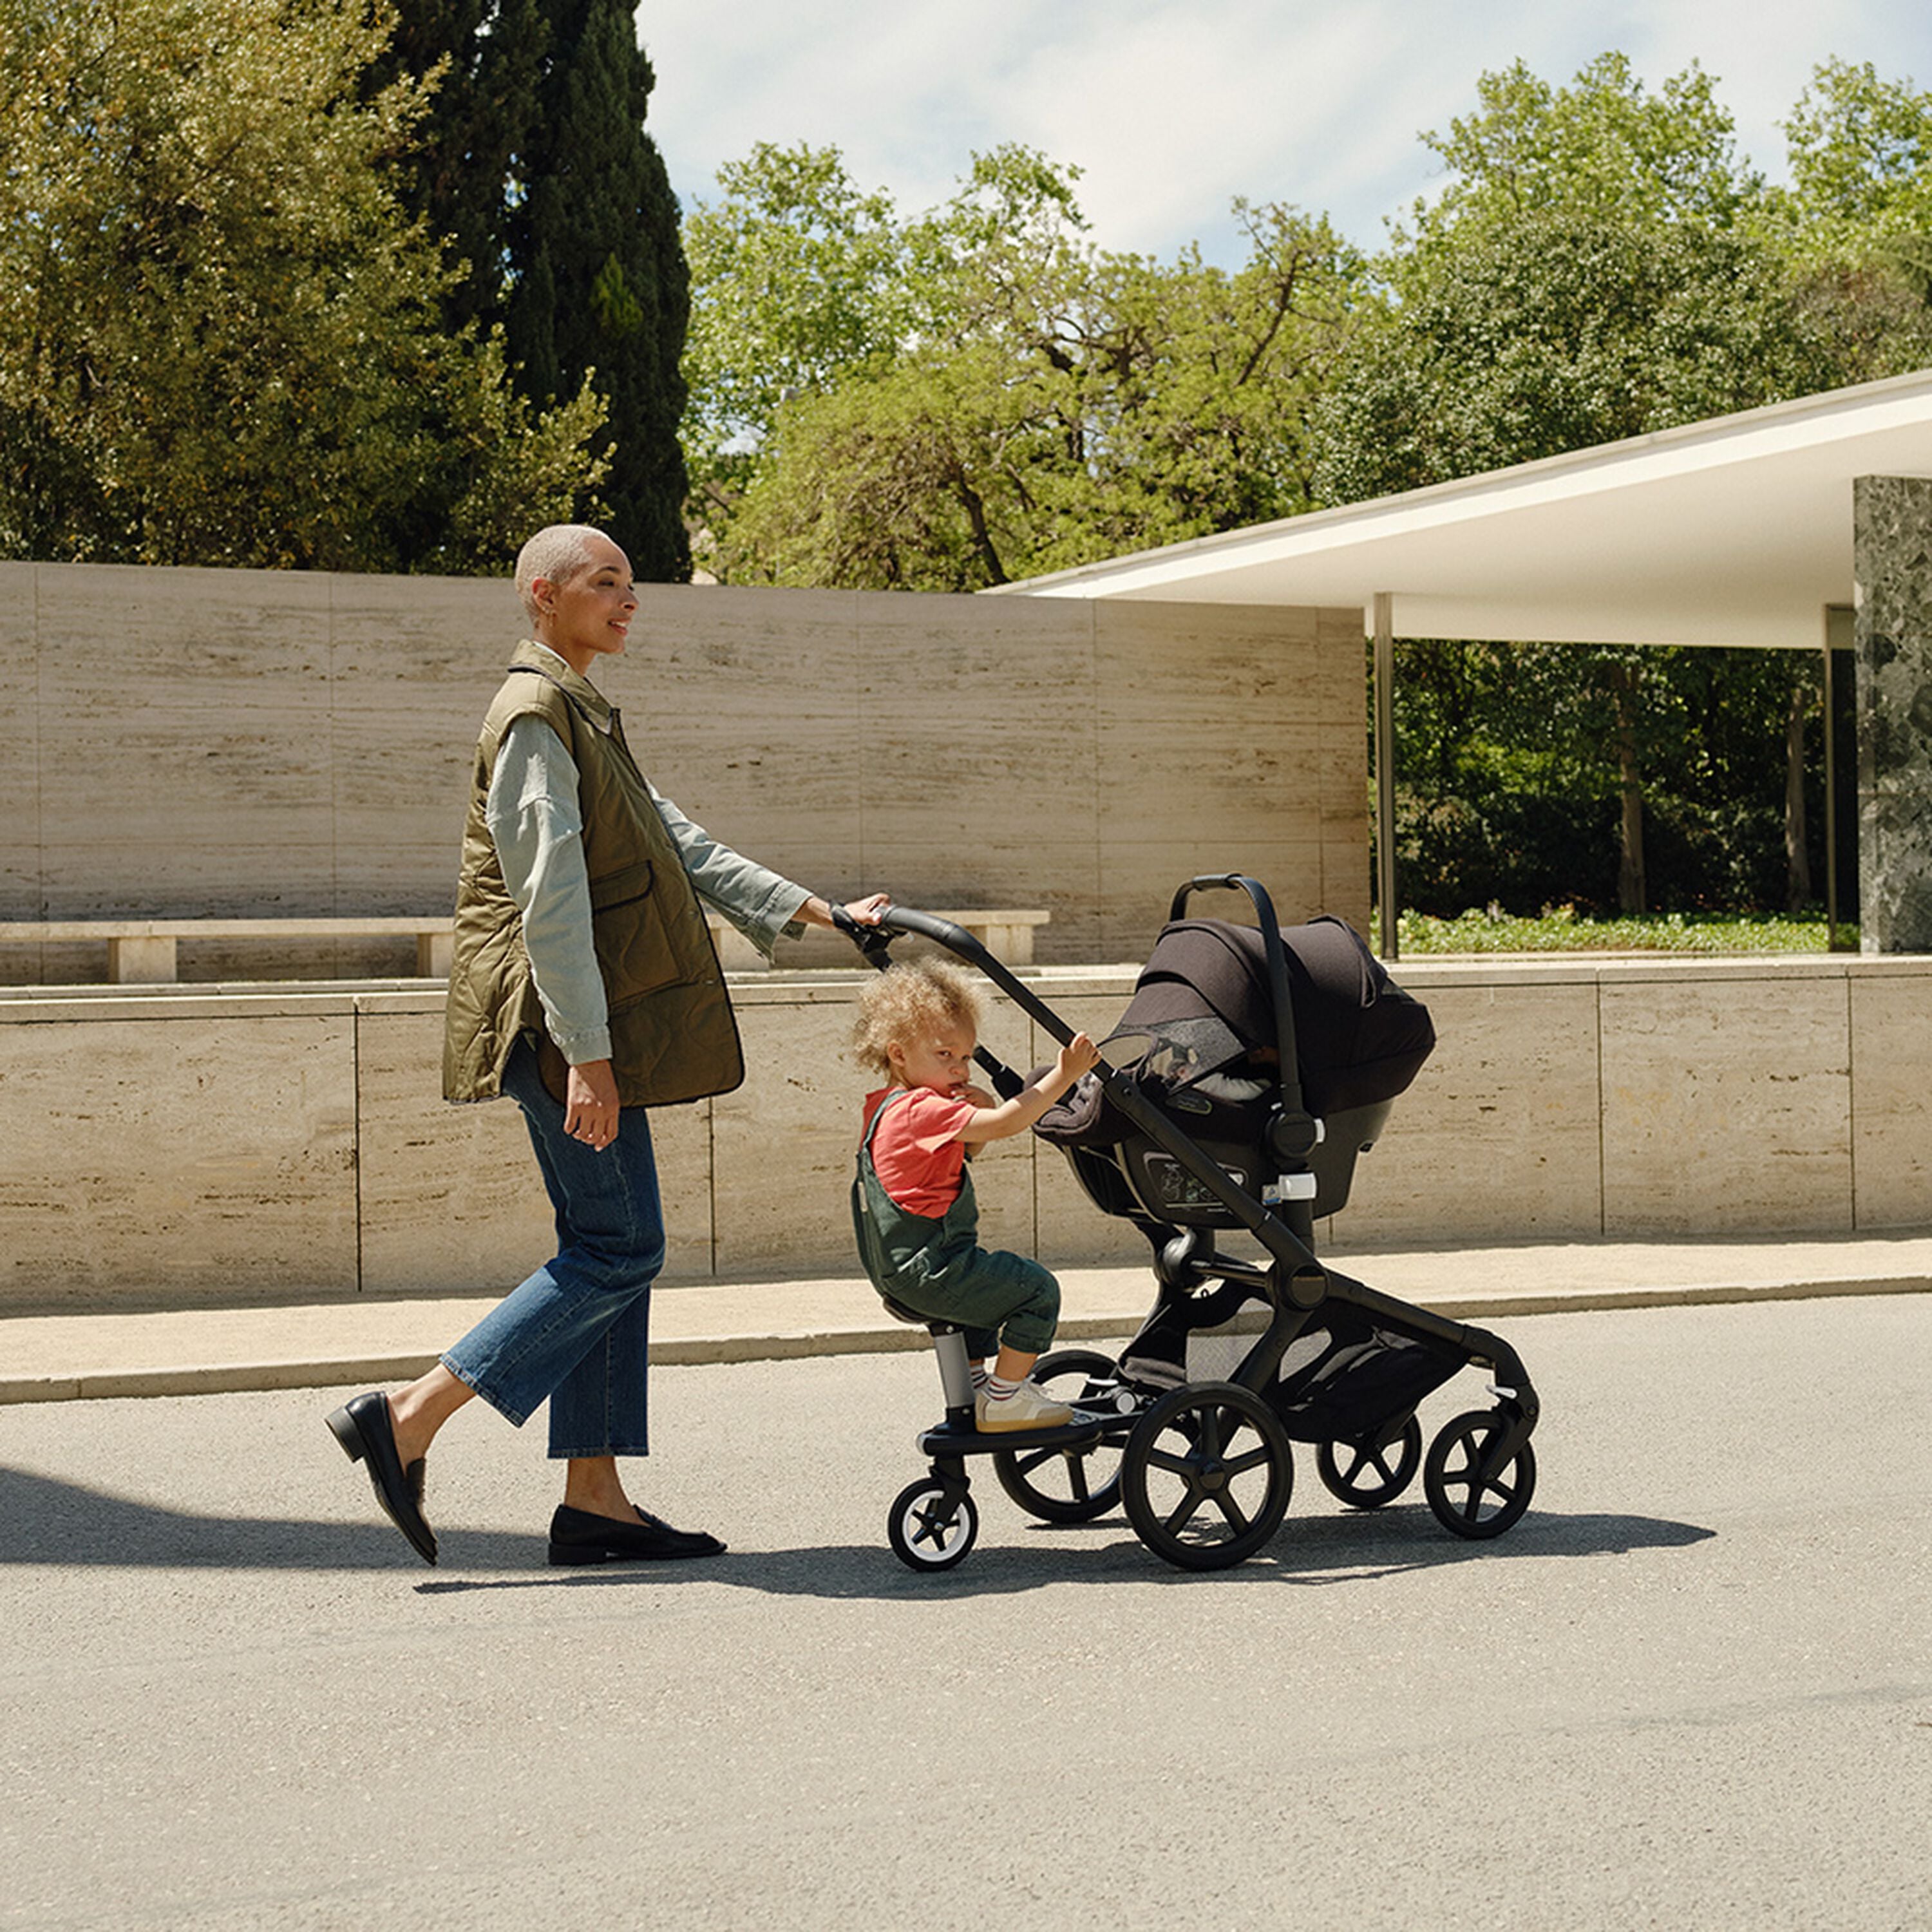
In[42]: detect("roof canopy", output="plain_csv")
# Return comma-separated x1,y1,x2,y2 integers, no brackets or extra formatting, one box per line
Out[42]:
1000,369,1932,649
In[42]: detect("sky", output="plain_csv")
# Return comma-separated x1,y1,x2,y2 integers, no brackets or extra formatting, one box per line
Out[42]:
637,0,1932,265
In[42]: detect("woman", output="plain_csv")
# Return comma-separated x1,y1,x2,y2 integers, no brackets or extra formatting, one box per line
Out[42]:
328,524,887,1567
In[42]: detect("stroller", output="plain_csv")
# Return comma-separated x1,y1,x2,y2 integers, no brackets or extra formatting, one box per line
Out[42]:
838,875,1540,1574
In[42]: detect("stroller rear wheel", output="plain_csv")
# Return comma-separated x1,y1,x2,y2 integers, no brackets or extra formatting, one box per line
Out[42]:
1423,1410,1536,1539
992,1348,1132,1523
1122,1381,1293,1571
1316,1416,1424,1509
887,1479,979,1572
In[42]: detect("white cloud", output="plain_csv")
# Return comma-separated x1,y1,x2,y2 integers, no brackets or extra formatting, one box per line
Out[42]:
638,0,1932,260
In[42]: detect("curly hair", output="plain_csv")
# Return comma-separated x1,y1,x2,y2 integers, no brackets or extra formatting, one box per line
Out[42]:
851,960,981,1077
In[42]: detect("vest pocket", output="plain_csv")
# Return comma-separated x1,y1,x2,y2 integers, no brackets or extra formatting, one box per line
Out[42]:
589,858,683,1003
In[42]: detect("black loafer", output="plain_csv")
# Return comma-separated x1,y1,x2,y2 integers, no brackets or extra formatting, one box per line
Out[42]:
547,1503,725,1566
327,1392,438,1566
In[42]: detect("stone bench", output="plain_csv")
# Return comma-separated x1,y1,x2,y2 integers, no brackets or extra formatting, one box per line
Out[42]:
1,910,1051,985
706,907,1051,971
0,918,455,983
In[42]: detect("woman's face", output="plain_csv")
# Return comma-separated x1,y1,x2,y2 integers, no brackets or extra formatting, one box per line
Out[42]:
535,535,637,676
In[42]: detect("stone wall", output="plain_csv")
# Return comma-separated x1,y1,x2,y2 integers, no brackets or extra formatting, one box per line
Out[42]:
3,953,1927,1312
0,563,1367,978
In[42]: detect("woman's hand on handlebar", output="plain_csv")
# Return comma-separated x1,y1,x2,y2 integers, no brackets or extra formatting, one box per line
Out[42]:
804,891,892,930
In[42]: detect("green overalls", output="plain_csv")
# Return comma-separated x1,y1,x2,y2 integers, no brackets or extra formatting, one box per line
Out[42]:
851,1087,1060,1359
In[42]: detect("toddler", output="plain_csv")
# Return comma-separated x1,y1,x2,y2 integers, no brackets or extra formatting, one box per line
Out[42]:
851,960,1101,1430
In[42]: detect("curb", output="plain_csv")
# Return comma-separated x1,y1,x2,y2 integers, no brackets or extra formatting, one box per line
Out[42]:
3,1273,1927,1406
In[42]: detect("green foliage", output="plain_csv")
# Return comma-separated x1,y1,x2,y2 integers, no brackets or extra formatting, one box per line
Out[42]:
1396,907,1850,954
0,0,604,571
361,0,547,334
1314,209,1815,506
689,147,1361,587
504,0,690,579
1307,49,1932,918
1404,52,1757,245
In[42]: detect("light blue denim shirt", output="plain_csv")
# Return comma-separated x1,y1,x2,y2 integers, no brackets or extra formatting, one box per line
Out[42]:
487,687,812,1066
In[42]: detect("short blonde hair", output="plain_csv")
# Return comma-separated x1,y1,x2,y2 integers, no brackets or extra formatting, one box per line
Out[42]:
852,960,981,1077
514,524,609,623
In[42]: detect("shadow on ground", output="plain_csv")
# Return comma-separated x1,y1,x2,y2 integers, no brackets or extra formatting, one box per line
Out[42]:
0,1464,1712,1600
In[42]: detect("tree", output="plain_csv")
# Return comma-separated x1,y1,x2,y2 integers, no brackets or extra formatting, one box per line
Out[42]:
504,0,690,579
688,147,1362,588
681,142,917,523
0,0,605,571
362,0,548,336
1760,59,1932,386
1319,54,1843,915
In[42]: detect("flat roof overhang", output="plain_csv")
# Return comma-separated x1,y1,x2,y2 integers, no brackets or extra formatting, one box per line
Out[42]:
994,369,1932,647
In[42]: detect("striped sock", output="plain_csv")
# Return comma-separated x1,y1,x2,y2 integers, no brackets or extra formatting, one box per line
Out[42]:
984,1374,1021,1402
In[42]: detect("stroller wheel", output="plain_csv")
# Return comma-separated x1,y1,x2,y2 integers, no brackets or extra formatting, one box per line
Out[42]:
1122,1381,1292,1571
992,1348,1130,1524
1316,1416,1424,1510
887,1479,979,1572
1423,1411,1537,1539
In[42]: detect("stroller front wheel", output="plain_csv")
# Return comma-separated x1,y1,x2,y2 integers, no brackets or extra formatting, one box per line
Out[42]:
1423,1410,1537,1539
1122,1381,1293,1571
887,1478,979,1572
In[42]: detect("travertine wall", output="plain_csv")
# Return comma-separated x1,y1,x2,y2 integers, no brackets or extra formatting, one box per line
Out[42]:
0,563,1368,979
2,954,1927,1311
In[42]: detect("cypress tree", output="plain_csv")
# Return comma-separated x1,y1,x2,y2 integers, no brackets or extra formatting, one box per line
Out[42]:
366,0,546,336
505,0,691,578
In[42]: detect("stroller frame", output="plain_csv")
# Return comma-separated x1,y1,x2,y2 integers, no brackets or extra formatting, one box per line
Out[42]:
842,875,1541,1573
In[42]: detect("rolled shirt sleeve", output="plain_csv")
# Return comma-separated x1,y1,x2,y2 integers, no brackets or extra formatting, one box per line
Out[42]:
648,784,813,960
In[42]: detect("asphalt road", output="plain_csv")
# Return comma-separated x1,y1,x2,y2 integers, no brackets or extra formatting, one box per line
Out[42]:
2,1296,1929,1931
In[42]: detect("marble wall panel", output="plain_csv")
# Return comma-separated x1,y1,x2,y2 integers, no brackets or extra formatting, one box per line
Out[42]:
0,1009,357,1305
36,844,345,920
1095,839,1334,963
13,564,1366,971
325,573,509,884
1598,971,1853,1234
856,595,1098,934
36,567,339,900
354,1009,556,1294
632,585,865,880
1335,980,1604,1246
1848,971,1932,1227
0,565,39,918
354,1009,714,1291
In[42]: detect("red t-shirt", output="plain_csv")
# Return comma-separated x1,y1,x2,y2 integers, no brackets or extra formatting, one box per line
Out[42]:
862,1086,979,1218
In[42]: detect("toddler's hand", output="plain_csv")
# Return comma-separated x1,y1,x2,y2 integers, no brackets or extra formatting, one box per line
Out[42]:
1057,1032,1100,1083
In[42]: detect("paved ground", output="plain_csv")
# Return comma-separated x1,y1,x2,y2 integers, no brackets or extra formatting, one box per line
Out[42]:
2,1293,1929,1931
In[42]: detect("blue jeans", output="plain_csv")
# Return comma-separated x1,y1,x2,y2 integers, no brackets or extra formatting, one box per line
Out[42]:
441,1036,665,1459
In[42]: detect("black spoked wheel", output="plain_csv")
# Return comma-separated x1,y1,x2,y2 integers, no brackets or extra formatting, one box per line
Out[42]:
992,1348,1132,1524
1316,1416,1425,1510
1423,1411,1537,1540
1121,1381,1293,1571
887,1479,978,1572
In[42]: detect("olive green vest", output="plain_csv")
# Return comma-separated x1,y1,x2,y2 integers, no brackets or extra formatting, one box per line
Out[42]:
441,641,745,1108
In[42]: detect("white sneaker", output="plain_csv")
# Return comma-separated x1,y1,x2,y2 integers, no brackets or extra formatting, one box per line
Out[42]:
976,1378,1077,1432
